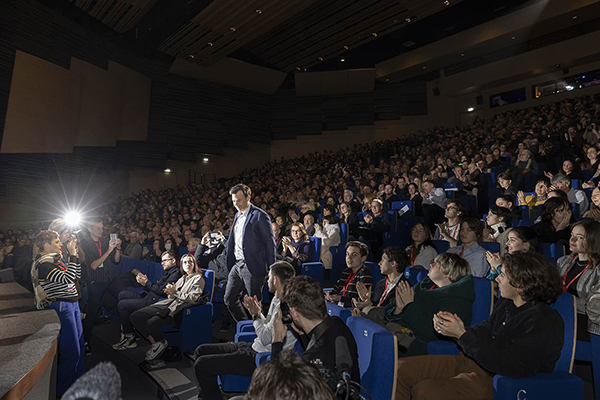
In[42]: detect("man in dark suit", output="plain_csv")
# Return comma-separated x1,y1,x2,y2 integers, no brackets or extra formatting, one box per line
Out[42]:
225,183,276,322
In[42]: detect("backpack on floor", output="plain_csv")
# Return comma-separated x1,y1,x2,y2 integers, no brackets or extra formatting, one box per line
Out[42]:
161,346,182,362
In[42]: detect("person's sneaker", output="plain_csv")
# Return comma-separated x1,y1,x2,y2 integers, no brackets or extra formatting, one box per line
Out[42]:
112,334,137,350
145,340,168,361
85,342,92,355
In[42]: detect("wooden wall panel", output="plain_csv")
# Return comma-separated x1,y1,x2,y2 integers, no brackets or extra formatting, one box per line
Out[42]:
71,58,121,146
108,61,151,141
1,51,77,153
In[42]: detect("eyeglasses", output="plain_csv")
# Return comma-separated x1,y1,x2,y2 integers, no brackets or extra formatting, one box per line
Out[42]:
161,258,175,264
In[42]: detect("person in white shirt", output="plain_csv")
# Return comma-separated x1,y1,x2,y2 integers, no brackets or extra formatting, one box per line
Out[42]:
421,180,447,231
194,261,296,400
313,215,341,270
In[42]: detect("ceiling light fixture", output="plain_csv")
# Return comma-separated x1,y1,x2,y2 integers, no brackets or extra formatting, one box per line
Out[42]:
444,0,450,5
230,27,236,32
341,58,345,62
467,107,474,112
318,57,324,61
203,157,209,162
164,168,171,173
511,36,516,40
207,42,213,47
372,32,378,37
572,15,578,19
189,54,195,59
343,45,349,50
405,18,411,23
255,9,262,14
461,53,465,56
422,66,426,69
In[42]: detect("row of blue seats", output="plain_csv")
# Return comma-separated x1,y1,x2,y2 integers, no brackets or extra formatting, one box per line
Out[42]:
112,258,214,353
219,313,397,399
325,267,587,400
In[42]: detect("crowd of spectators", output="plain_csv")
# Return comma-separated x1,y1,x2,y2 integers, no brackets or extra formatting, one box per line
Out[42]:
4,92,600,399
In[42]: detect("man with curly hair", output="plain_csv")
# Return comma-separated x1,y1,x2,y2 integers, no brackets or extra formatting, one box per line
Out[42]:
396,251,564,400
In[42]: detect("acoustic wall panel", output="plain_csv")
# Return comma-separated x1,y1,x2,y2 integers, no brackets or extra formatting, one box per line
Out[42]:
108,61,151,141
1,51,77,153
71,58,121,147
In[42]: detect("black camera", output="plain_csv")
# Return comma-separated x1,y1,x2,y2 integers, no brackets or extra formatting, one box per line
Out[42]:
280,301,294,325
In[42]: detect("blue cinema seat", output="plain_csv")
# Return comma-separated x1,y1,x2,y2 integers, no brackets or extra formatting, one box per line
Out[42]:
493,292,583,400
427,277,494,355
404,266,428,286
326,301,352,323
347,316,397,400
161,269,215,353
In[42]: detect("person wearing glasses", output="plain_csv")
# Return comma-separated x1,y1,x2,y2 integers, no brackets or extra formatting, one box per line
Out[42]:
281,222,313,275
434,201,467,247
112,250,181,350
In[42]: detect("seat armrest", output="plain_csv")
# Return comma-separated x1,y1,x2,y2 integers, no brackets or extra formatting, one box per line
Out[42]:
255,351,271,365
236,320,255,334
235,332,257,343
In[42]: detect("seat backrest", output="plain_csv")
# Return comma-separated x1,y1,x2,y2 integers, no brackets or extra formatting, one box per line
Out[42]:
479,241,501,254
391,201,413,213
308,236,321,262
364,261,384,285
471,277,493,326
512,219,533,228
326,302,352,323
347,316,398,400
550,292,577,373
432,240,450,253
404,267,428,286
201,269,215,302
542,243,565,263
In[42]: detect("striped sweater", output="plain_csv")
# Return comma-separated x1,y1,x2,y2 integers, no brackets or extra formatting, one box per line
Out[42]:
34,253,81,303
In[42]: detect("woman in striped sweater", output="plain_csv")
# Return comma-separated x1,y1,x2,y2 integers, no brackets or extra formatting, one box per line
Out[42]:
32,230,85,396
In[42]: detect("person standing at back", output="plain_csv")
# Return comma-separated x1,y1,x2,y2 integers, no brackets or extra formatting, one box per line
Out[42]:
225,183,277,322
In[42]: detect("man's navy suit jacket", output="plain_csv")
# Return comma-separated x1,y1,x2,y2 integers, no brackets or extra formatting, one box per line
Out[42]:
226,204,276,278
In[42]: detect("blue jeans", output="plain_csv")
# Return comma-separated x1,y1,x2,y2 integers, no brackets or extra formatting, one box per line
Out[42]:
48,301,85,396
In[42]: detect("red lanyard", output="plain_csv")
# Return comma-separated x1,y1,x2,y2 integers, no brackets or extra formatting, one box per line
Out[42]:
342,271,359,296
458,245,465,258
429,284,437,290
448,223,459,240
378,279,390,306
410,247,415,266
95,240,103,257
563,255,588,292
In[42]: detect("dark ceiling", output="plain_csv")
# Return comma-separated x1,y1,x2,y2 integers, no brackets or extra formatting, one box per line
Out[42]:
47,0,539,78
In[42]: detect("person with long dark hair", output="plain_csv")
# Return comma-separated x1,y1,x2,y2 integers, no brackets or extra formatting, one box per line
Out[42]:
558,220,600,341
532,197,572,243
407,222,438,269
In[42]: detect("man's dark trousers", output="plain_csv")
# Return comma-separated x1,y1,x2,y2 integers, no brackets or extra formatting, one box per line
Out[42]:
194,342,257,400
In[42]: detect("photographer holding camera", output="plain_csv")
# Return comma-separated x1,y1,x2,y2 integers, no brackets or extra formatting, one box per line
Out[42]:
271,276,360,391
195,230,229,283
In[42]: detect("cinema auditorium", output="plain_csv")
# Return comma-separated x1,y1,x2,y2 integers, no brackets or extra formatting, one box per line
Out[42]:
2,0,600,399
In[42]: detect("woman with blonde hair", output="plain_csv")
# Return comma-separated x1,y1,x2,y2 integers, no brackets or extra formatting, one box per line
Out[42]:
383,252,475,357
